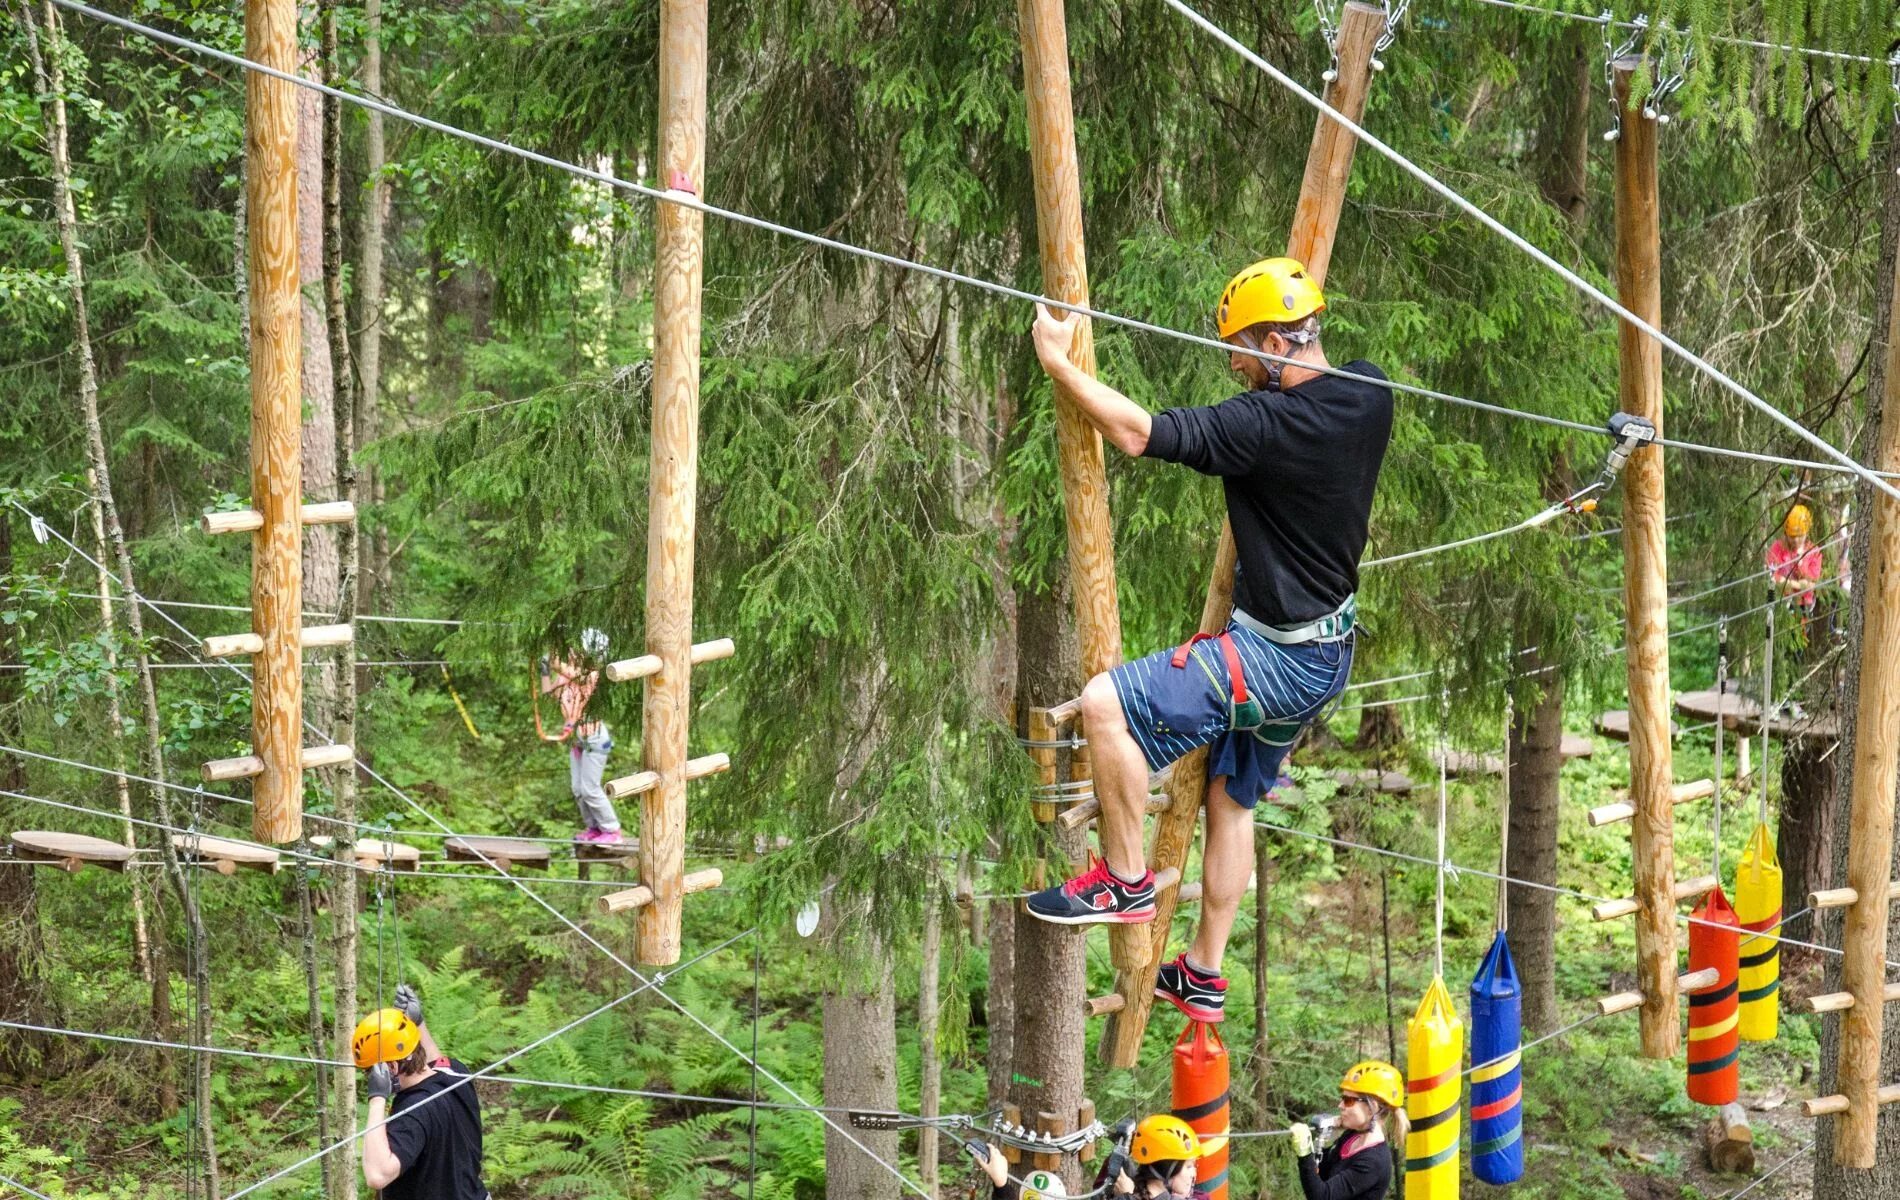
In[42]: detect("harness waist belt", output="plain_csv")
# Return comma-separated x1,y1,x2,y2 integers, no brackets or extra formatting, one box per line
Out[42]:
1233,594,1356,645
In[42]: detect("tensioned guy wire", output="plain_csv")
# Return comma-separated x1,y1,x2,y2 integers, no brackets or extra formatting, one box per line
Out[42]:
43,1,1900,485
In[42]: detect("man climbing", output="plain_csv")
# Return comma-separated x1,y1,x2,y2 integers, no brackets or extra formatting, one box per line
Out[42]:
354,984,489,1199
539,628,624,845
1023,258,1393,1023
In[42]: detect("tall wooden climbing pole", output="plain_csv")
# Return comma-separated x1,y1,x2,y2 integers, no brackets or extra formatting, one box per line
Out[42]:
1611,59,1680,1060
1100,1,1387,1068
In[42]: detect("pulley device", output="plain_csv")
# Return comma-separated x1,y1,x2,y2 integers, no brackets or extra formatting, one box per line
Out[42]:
1566,411,1660,514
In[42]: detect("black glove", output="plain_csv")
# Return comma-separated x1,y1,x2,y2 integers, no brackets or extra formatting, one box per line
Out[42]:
366,1062,397,1102
393,983,422,1027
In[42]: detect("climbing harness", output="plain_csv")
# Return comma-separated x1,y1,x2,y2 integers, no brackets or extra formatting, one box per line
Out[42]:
1231,594,1356,645
1173,633,1266,730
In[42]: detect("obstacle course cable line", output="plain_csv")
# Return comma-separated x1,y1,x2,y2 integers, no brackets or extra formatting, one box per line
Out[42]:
7,505,938,1199
41,1,1900,487
1160,0,1900,503
1450,0,1889,66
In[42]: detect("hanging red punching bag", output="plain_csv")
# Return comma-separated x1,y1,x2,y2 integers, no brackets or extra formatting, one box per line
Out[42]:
1686,885,1741,1106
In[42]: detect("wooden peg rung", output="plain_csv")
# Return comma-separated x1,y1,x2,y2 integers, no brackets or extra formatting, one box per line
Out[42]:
1588,778,1715,827
1055,793,1171,831
604,771,661,800
1591,874,1717,922
597,866,723,914
1151,865,1181,892
1178,881,1203,905
1805,982,1900,1015
203,742,354,781
1808,882,1900,910
1802,1085,1900,1118
686,752,730,781
202,500,356,534
605,638,737,683
1085,994,1125,1017
1046,697,1082,727
204,622,354,658
1597,967,1721,1016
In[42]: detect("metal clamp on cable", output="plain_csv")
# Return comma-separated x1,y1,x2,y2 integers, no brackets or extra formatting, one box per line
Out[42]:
1566,412,1658,513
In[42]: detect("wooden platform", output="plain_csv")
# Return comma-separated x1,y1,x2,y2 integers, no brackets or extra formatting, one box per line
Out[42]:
1434,749,1503,777
1561,733,1596,759
171,834,281,874
1332,769,1416,795
1595,710,1681,742
575,836,639,880
1675,689,1839,742
347,839,423,868
9,830,135,873
444,836,552,872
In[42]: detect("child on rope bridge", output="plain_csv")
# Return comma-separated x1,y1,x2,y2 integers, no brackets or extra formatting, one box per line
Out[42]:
354,984,490,1200
1023,259,1393,1023
539,628,625,845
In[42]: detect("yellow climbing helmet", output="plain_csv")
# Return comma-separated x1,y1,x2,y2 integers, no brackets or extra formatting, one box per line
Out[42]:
1131,1114,1226,1163
1784,503,1812,539
1340,1060,1405,1109
1215,257,1326,339
351,1008,421,1069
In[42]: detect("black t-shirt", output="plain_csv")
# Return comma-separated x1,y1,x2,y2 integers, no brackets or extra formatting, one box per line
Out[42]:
1144,362,1393,626
1296,1134,1394,1200
384,1058,487,1200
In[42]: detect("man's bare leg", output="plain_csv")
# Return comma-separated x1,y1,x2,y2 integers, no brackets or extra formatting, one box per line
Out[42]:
1186,776,1254,974
1078,671,1153,881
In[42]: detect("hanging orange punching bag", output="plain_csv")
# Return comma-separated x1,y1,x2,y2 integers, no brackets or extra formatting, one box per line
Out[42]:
1405,977,1463,1200
1734,822,1782,1042
1687,885,1742,1105
1172,1022,1230,1200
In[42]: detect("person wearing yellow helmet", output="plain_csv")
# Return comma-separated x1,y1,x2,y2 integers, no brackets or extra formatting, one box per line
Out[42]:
1285,1061,1405,1199
1025,260,1393,1024
354,984,489,1199
1765,503,1825,612
1125,1113,1223,1198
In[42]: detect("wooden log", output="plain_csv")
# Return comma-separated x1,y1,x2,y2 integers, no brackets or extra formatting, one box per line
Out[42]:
604,770,660,800
203,622,353,658
1806,981,1900,1014
1046,697,1082,727
245,0,304,845
202,500,355,534
596,865,721,916
9,830,135,873
1561,733,1596,759
1100,0,1383,1069
203,741,353,781
637,0,709,967
1830,210,1900,1166
1702,1102,1755,1174
443,836,553,873
1803,1085,1900,1118
1032,1112,1067,1173
1597,967,1719,1016
1613,60,1679,1061
1076,1099,1097,1163
1084,994,1125,1017
604,637,735,683
1027,705,1059,822
1000,1104,1024,1166
1587,778,1716,826
1808,882,1900,910
1055,793,1171,832
170,834,281,874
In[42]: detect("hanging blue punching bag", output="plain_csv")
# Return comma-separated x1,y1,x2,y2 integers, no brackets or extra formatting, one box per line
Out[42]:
1469,930,1524,1185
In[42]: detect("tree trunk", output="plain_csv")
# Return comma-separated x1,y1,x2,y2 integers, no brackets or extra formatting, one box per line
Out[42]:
298,9,339,726
296,869,334,1200
1812,132,1900,1200
1010,580,1087,1190
919,894,943,1197
0,512,47,1078
1506,652,1564,1036
21,0,207,1144
1777,737,1837,927
822,896,901,1200
1534,24,1592,230
356,0,387,613
322,3,362,1188
984,896,1016,1110
1354,704,1405,752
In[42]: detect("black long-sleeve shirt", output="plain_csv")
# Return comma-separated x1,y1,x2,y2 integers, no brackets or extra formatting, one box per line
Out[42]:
1143,362,1393,626
1296,1133,1393,1200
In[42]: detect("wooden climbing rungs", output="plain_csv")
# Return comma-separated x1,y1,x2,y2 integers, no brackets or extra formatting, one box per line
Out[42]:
604,637,735,683
1597,967,1720,1016
1586,778,1716,827
1802,1085,1900,1118
171,834,282,875
596,866,722,915
1054,793,1171,831
202,742,353,782
201,500,356,535
1591,873,1718,922
1807,982,1900,1014
444,836,552,872
203,622,353,658
1807,882,1900,910
9,830,135,873
603,752,728,800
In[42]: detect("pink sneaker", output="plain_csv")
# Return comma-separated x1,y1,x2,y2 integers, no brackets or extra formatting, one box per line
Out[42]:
589,829,625,846
574,827,597,843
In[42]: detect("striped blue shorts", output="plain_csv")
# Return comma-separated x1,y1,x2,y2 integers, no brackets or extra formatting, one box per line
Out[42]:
1109,623,1353,809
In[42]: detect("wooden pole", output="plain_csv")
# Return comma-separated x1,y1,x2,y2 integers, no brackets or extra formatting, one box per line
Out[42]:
1611,61,1679,1060
245,0,304,844
1099,2,1385,1067
1829,179,1900,1169
639,0,709,966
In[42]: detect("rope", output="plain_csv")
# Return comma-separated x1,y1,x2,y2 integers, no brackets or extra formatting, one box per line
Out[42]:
1435,690,1451,979
40,3,1900,486
1362,500,1571,569
64,590,467,626
1497,695,1511,931
1159,0,1900,504
1714,619,1727,881
0,1175,58,1200
1450,0,1887,66
1718,1140,1814,1199
1759,603,1774,826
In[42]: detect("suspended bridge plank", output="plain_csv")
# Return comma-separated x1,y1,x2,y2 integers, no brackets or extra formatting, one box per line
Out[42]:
1561,733,1596,759
1434,748,1503,777
9,830,135,873
1331,768,1416,795
349,839,421,868
444,836,553,872
171,834,282,874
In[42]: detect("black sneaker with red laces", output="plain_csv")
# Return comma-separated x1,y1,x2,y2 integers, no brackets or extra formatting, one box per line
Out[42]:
1024,855,1157,925
1155,953,1228,1022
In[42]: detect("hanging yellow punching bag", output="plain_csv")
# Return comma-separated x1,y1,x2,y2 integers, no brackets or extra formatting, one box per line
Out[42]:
1405,976,1464,1200
1734,822,1783,1042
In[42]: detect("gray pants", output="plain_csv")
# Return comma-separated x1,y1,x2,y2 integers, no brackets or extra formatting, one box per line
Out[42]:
570,726,621,832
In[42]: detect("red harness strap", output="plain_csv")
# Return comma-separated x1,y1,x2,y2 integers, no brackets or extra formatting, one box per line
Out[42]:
1170,631,1250,706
